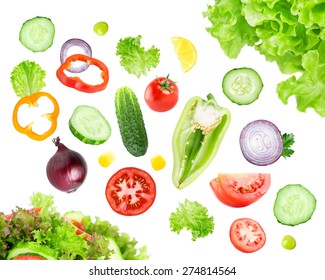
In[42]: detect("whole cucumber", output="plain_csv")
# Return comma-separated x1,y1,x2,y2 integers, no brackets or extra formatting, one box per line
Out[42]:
115,86,148,157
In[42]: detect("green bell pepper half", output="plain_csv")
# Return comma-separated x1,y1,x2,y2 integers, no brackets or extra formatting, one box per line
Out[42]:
172,93,231,189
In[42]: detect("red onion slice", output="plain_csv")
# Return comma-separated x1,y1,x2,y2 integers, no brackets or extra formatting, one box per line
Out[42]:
239,119,283,166
60,38,92,73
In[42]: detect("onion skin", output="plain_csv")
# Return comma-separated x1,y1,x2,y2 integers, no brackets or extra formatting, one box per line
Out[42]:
46,137,87,193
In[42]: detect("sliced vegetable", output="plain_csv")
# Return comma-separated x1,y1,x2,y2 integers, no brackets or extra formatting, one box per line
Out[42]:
222,67,263,105
12,255,46,260
144,74,179,112
93,21,109,36
56,54,109,93
10,60,46,97
273,184,316,226
172,93,231,189
105,167,156,216
7,242,59,260
239,119,283,166
69,105,111,145
150,154,166,171
115,86,148,157
170,37,197,73
12,91,60,141
169,199,214,241
229,218,266,253
46,137,87,193
98,151,116,168
210,173,271,207
60,38,92,73
282,235,296,250
19,16,55,52
116,35,160,78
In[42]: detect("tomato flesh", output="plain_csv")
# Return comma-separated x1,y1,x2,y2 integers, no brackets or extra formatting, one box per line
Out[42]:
12,255,45,260
210,173,271,207
105,167,156,216
144,76,179,112
230,218,266,253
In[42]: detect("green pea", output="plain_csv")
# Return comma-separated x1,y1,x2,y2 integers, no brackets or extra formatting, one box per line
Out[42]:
93,21,109,36
282,235,296,250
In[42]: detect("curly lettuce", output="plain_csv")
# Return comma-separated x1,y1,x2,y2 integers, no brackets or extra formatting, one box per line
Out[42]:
204,0,325,117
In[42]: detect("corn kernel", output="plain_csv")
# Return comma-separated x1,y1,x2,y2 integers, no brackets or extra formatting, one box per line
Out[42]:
150,154,166,171
98,151,116,168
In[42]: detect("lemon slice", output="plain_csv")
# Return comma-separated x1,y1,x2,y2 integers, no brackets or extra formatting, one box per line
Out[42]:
171,37,197,73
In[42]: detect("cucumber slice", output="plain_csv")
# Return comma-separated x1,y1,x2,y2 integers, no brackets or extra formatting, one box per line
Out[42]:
273,184,316,226
7,242,59,260
222,67,263,105
69,105,111,145
19,16,55,52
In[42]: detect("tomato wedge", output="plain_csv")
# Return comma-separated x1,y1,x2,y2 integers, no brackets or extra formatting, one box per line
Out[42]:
230,218,266,253
12,255,45,260
210,173,271,207
105,167,156,216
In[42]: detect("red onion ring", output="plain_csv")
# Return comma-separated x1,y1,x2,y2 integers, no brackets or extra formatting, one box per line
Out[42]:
60,38,92,73
239,119,283,166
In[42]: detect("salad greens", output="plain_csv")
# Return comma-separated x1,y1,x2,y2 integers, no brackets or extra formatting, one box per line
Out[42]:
204,0,325,117
116,35,160,78
169,199,214,241
281,132,295,159
0,192,149,260
10,60,46,97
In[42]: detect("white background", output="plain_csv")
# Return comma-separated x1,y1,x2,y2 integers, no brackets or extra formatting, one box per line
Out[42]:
0,0,324,279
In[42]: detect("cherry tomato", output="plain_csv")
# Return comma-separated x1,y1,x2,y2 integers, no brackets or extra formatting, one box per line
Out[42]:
105,167,156,216
144,74,179,112
12,255,45,260
210,173,271,207
230,218,266,253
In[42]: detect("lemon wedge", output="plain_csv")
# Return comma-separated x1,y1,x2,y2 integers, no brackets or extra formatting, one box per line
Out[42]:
171,37,197,73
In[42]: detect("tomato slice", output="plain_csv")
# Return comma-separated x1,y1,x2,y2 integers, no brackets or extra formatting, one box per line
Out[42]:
230,218,266,253
210,173,271,207
105,167,156,216
12,255,45,260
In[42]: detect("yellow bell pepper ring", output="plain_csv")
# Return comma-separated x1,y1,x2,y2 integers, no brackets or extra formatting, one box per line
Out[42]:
12,92,60,141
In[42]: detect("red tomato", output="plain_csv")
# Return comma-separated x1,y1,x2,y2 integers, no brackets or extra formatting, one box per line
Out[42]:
210,173,271,207
12,255,45,260
230,218,266,253
144,75,179,112
65,218,91,240
105,167,156,216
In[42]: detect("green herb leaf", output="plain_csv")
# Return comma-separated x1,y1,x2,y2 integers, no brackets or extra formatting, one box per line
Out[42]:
10,60,46,97
281,133,295,159
116,35,160,78
169,199,214,241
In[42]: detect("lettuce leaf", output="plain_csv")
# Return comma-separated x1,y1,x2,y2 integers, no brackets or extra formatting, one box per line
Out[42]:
203,0,325,117
116,35,160,78
10,60,46,97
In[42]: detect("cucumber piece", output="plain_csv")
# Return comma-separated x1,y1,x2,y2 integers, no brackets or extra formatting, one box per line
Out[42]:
115,86,148,157
19,16,55,52
222,67,263,105
7,242,59,260
273,184,316,226
69,105,111,145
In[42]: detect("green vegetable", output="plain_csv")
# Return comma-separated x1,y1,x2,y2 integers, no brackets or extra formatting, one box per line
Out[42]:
93,21,109,36
172,93,230,189
10,60,46,97
282,235,296,250
169,199,214,241
6,242,59,260
0,192,149,260
222,67,263,105
281,133,295,159
69,105,111,145
19,16,55,52
116,35,160,78
203,0,325,117
273,184,316,226
115,86,148,157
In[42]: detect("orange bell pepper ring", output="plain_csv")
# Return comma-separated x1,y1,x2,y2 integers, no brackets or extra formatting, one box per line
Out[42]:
12,92,60,141
56,54,109,93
